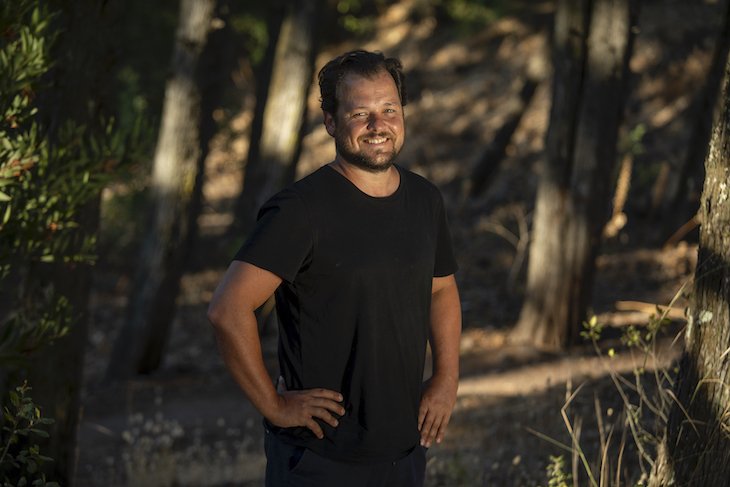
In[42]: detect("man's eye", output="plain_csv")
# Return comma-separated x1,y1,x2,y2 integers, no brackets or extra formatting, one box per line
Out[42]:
353,112,367,118
384,108,396,113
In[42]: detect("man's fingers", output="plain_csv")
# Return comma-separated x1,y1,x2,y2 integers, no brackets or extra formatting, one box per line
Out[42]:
419,409,437,446
435,416,450,443
275,388,346,435
419,404,453,447
310,407,340,427
310,388,344,402
306,396,345,416
305,417,325,439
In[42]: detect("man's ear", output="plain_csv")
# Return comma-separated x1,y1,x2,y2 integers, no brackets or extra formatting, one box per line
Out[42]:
323,111,336,137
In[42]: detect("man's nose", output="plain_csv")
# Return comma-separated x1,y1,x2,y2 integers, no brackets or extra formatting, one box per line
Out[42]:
367,113,385,131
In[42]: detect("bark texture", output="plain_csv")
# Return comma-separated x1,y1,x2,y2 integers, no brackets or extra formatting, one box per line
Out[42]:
649,44,730,487
510,0,637,349
107,0,217,379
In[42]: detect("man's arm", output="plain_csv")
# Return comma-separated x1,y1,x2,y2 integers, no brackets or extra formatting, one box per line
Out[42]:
418,273,461,447
207,261,345,439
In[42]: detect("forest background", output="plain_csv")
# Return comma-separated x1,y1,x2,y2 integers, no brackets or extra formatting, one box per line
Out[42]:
1,0,729,486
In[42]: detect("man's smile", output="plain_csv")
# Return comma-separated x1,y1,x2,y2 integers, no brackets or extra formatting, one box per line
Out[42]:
361,134,390,145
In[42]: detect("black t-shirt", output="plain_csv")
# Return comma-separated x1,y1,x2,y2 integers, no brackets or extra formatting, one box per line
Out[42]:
234,164,457,463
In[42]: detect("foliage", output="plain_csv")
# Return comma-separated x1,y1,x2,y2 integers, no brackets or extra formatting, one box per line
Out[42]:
0,294,70,368
113,0,178,143
433,0,507,34
620,124,646,157
1,0,141,482
535,286,686,486
0,0,62,368
0,0,131,364
335,0,378,36
0,0,138,361
544,455,572,487
229,11,269,66
0,383,58,487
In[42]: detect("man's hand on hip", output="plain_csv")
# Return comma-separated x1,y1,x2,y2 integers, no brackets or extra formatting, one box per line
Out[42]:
418,374,458,447
267,378,345,440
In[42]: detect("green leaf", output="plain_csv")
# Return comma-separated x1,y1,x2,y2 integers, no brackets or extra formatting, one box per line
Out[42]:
29,428,49,438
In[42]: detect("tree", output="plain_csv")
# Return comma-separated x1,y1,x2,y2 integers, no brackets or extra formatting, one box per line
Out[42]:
1,0,130,483
509,0,638,349
649,29,730,487
235,0,319,234
106,0,219,378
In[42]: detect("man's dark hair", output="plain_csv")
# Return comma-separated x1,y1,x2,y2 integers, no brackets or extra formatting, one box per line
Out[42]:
318,50,408,115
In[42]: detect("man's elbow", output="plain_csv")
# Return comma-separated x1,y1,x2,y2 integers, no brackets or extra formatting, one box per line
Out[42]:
207,299,227,331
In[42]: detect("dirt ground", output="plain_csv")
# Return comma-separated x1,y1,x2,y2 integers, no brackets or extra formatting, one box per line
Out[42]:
75,0,722,485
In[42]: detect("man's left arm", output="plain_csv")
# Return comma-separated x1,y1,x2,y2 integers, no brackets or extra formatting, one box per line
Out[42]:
419,274,462,447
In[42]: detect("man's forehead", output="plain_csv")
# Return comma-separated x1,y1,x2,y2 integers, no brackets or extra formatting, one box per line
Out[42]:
336,70,399,102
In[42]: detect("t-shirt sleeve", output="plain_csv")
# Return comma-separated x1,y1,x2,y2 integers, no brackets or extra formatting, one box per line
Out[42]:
433,191,458,277
233,188,312,283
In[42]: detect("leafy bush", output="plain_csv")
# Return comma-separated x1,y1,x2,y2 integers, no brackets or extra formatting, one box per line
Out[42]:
0,383,58,487
1,0,139,482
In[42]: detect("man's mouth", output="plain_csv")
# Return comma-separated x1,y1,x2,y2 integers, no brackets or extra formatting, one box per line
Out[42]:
362,134,390,145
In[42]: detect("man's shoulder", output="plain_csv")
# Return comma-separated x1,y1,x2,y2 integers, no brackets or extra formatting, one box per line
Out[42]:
399,166,442,199
262,165,331,208
287,165,332,198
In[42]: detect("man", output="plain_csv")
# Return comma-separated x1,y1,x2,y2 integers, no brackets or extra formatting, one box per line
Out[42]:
208,50,461,487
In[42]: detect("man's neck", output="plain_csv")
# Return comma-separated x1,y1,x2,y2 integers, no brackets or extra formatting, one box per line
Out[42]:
329,158,400,197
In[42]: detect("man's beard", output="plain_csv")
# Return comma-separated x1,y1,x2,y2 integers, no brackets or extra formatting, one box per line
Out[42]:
335,132,400,173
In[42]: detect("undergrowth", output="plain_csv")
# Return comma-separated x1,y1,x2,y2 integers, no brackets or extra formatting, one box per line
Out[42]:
537,283,689,487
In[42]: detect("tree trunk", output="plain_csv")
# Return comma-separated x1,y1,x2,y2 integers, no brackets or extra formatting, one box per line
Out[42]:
510,0,637,349
236,0,319,234
230,6,283,232
649,41,730,487
106,0,217,379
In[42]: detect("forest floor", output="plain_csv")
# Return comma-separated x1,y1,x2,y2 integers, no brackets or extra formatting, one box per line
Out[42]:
75,0,723,485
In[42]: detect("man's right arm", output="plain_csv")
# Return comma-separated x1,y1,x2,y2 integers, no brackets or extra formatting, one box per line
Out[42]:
207,261,344,439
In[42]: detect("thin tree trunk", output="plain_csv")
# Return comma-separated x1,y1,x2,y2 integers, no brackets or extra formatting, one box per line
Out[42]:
510,0,637,349
649,42,730,487
230,6,283,231
236,0,319,234
107,0,217,379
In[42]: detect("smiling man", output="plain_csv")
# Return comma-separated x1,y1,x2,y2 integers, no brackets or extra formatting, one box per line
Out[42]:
208,50,461,487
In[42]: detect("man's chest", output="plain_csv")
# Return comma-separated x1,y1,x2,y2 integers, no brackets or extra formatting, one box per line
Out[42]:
305,202,436,279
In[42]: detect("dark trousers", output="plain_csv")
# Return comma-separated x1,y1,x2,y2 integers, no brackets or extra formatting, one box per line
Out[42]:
264,428,427,487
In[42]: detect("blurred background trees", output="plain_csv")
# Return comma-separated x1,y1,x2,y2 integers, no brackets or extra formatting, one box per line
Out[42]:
106,0,220,380
235,0,321,235
510,0,639,349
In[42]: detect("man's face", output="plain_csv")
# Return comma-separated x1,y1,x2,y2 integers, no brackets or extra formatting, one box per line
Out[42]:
324,69,405,172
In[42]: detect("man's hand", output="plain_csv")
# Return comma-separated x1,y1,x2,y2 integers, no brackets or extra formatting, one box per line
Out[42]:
268,377,345,439
418,374,458,447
